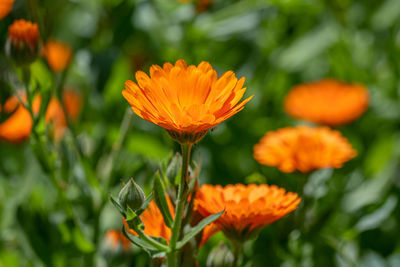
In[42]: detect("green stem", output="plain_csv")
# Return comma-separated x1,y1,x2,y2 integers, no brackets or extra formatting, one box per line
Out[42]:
131,223,169,251
232,241,243,267
167,143,192,267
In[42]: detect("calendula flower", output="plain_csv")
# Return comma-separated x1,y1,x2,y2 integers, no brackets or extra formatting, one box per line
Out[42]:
42,39,72,73
104,230,131,251
122,59,253,144
195,184,300,243
284,79,369,125
7,19,40,65
0,92,40,143
0,89,81,143
253,126,357,173
0,0,14,20
123,198,174,243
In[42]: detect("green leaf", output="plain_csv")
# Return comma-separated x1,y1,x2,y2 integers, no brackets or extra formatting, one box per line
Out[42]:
153,170,173,228
126,207,138,221
110,195,126,217
176,210,224,249
121,226,158,251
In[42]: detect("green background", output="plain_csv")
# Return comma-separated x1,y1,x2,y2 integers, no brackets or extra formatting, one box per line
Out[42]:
1,0,400,266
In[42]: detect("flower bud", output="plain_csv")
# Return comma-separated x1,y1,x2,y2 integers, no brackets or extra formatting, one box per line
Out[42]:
118,178,145,212
6,19,40,66
206,242,234,267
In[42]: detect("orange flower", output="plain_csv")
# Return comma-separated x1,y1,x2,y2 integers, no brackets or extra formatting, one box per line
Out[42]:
0,90,81,143
0,0,14,20
104,229,131,251
123,198,174,243
284,79,369,126
0,92,39,143
122,59,253,144
42,39,72,73
8,19,39,47
253,126,357,173
7,19,40,65
195,184,301,243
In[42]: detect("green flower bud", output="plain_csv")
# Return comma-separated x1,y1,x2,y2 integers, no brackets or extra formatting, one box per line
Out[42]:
118,178,145,212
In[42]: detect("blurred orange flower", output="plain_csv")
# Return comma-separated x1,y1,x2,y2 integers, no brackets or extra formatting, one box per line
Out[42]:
122,59,252,144
0,90,81,143
104,229,130,251
284,79,369,126
8,19,39,47
7,19,40,65
123,198,174,243
42,40,72,73
0,0,14,20
195,184,301,243
253,126,357,173
0,92,40,143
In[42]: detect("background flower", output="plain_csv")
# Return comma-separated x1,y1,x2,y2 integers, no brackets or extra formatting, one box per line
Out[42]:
42,40,72,72
0,0,14,19
253,126,357,173
284,79,369,126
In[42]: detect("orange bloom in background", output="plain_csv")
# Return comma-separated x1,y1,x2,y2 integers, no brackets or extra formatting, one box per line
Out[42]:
7,19,40,65
195,184,301,243
0,90,81,143
284,79,369,126
0,93,40,143
8,19,39,47
253,126,357,173
104,230,130,251
122,59,253,144
123,198,174,243
42,40,72,72
0,0,14,20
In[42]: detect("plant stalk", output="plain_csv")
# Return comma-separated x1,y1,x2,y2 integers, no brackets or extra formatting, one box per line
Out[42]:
167,143,192,267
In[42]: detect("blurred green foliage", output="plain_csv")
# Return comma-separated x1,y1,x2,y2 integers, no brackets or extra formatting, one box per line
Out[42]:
1,0,400,266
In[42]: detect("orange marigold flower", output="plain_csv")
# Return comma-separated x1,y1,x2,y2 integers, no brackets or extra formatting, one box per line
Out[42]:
104,229,130,251
0,89,81,143
122,59,253,144
253,126,357,173
0,92,39,143
0,0,14,20
42,39,72,73
195,184,301,243
284,79,369,126
7,19,40,65
123,198,174,243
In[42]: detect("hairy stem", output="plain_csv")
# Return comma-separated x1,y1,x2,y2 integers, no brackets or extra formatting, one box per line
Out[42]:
167,143,192,267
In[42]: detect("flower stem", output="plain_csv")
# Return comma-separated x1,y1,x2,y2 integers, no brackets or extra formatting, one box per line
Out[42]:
232,241,243,267
167,143,192,267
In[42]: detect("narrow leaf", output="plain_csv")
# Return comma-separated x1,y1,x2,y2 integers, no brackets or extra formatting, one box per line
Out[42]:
177,210,224,249
122,226,157,251
153,170,173,228
110,195,126,217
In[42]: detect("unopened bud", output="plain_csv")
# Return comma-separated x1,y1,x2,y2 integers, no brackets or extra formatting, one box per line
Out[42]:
6,19,40,66
118,178,145,211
